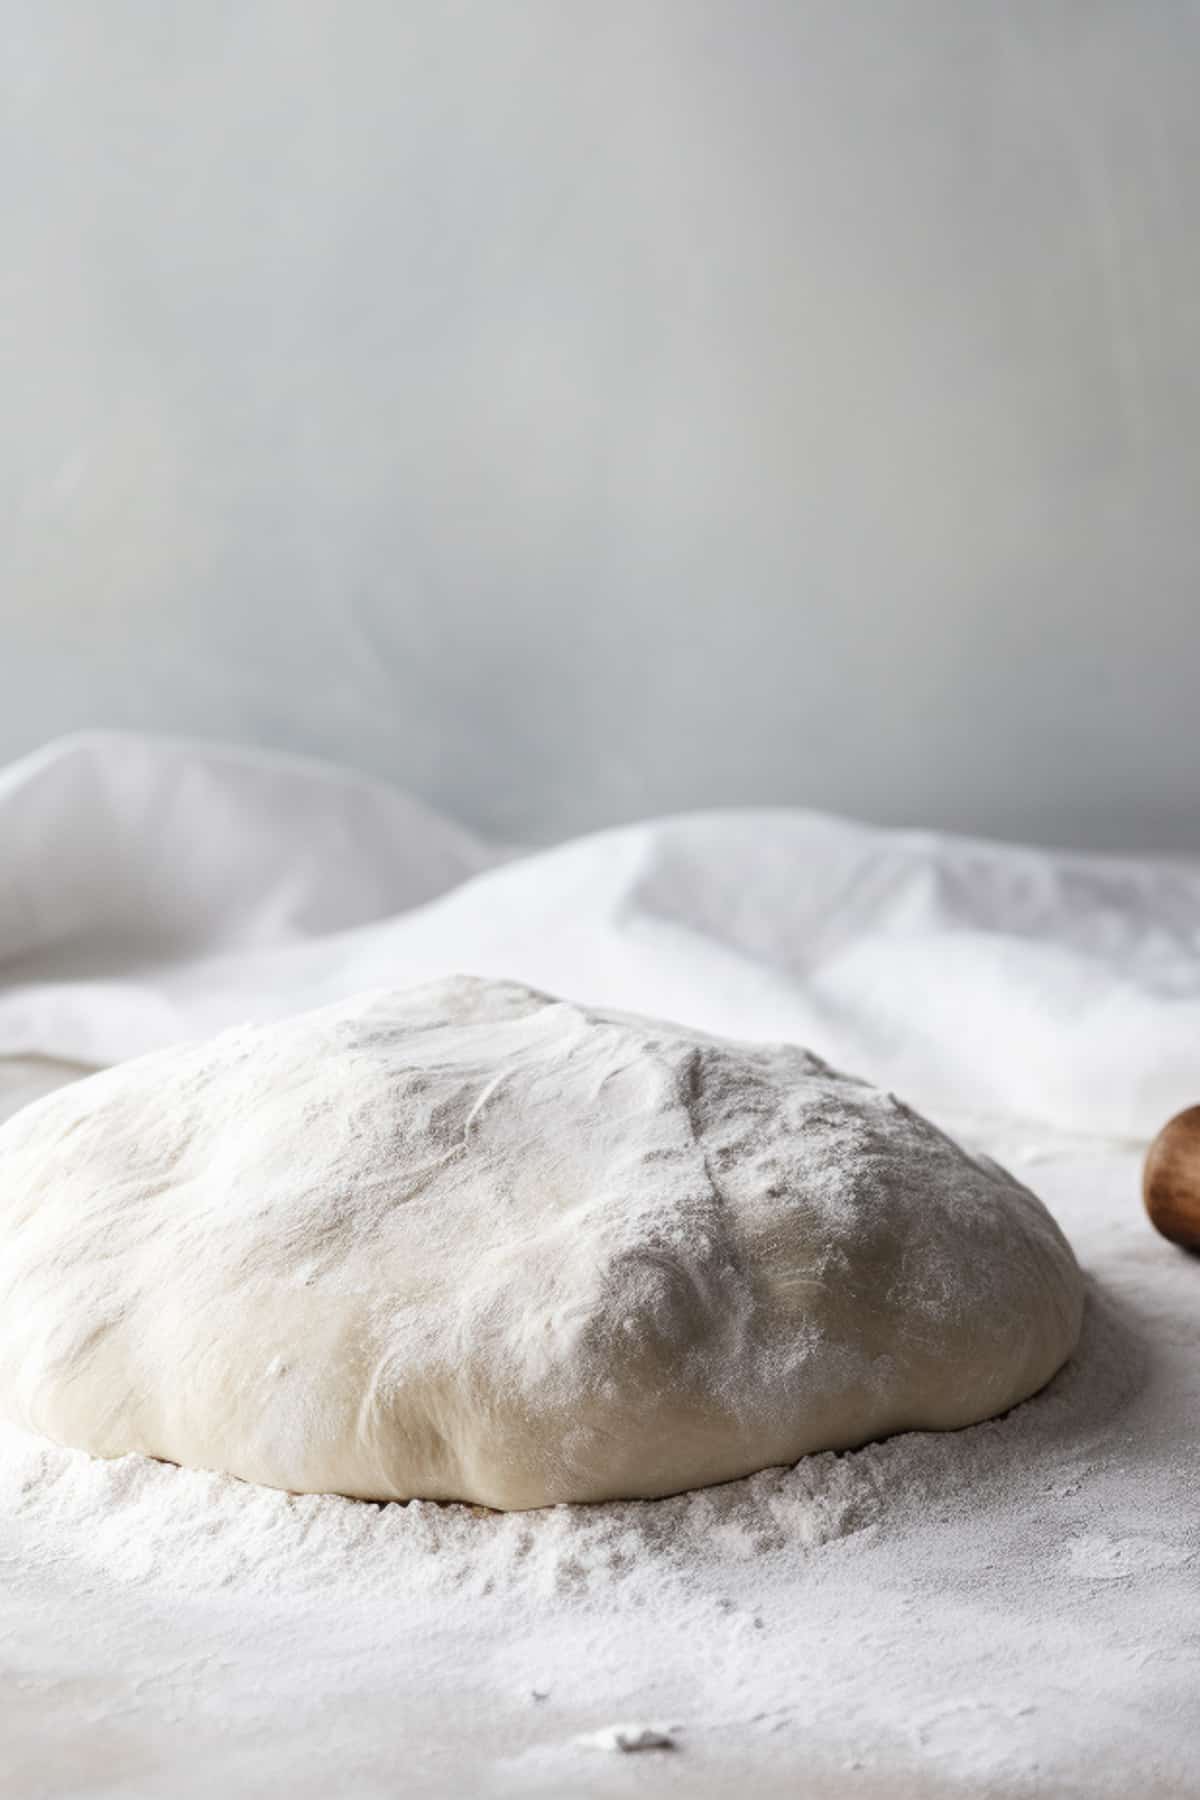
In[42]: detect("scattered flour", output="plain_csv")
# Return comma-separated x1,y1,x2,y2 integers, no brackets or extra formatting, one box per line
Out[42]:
1064,1533,1196,1581
0,1028,1198,1784
0,1278,1138,1604
576,1722,677,1752
6,1136,1198,1798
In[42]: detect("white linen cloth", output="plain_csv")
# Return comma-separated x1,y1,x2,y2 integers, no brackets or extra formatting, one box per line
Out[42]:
1,730,1197,1139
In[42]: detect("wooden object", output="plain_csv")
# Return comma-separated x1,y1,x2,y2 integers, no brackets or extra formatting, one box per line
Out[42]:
1143,1105,1200,1252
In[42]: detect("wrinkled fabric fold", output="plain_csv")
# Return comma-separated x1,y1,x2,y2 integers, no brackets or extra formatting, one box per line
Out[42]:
1,731,1197,1138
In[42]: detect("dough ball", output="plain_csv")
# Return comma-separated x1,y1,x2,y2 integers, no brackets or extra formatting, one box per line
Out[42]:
0,978,1083,1509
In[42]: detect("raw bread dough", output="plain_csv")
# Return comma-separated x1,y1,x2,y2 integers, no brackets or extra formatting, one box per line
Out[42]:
0,978,1083,1509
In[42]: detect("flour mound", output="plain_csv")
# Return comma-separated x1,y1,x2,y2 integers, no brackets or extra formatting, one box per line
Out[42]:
0,977,1083,1509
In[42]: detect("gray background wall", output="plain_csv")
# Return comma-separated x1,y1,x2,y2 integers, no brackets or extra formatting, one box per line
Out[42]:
3,1,1198,848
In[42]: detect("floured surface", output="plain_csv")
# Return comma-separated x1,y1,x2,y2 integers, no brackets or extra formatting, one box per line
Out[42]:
1,736,1199,1796
1,1100,1196,1798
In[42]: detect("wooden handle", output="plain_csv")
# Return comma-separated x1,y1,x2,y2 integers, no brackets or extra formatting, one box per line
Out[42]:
1143,1105,1200,1252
